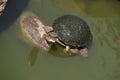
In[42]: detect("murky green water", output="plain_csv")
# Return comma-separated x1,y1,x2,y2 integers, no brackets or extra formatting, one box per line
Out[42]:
0,0,120,80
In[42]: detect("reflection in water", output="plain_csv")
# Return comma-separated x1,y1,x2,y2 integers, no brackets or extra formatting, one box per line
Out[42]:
28,47,39,66
0,0,29,32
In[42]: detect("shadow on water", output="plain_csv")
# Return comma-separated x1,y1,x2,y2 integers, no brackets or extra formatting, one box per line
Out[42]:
28,47,39,66
0,0,29,32
28,45,77,66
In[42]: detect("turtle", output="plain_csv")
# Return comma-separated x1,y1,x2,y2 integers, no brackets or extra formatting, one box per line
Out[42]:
48,15,93,57
20,12,93,57
20,12,55,51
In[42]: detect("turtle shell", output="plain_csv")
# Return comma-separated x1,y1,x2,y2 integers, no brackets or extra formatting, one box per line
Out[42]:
53,15,92,47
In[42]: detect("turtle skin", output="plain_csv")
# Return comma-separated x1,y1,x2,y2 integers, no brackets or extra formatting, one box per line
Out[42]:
53,15,92,48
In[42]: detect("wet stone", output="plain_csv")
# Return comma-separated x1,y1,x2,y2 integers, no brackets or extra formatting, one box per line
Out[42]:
0,0,7,15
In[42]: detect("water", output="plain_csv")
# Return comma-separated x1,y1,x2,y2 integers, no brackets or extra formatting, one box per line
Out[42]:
0,0,120,80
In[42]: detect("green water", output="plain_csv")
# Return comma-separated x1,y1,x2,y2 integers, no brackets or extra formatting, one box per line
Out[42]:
0,0,120,80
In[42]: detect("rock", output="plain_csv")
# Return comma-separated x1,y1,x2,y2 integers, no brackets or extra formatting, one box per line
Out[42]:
0,0,7,15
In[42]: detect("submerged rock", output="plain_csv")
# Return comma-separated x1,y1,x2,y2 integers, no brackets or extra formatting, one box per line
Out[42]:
20,11,54,51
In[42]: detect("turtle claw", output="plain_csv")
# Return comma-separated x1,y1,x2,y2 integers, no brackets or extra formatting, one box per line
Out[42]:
63,46,70,54
79,48,88,57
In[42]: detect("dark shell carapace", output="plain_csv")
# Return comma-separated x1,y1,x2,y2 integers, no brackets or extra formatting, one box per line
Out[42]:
53,15,93,47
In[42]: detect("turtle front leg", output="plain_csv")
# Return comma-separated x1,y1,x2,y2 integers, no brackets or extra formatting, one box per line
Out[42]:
55,38,79,54
55,38,66,46
55,38,70,54
64,46,70,54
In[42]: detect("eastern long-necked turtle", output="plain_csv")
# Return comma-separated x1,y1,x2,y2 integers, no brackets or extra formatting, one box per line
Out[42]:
50,15,93,57
20,12,93,57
